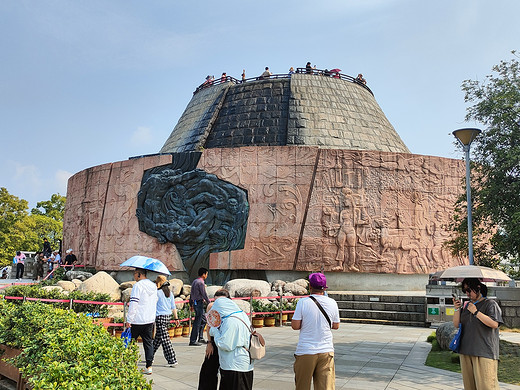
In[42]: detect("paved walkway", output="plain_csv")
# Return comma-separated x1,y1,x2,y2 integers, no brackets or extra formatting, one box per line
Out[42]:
143,323,520,390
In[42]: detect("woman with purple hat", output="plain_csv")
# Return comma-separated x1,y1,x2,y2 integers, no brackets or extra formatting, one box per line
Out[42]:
292,273,340,390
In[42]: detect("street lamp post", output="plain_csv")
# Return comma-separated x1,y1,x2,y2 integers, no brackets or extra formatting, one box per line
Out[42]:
452,128,481,265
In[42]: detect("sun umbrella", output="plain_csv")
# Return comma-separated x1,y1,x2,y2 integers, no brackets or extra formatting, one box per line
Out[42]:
329,68,341,73
120,255,171,275
433,265,511,282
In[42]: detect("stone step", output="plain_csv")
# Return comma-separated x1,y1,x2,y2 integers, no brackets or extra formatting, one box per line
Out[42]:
337,301,425,313
329,293,426,304
339,308,426,322
340,317,428,328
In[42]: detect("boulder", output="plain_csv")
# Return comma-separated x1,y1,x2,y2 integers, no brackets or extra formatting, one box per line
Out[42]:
271,280,286,292
206,285,224,298
121,288,132,303
42,285,64,293
169,279,184,296
182,285,191,296
174,297,185,310
108,307,124,321
71,279,83,288
119,281,136,290
66,270,93,282
292,279,309,289
224,279,270,298
56,280,76,292
78,271,121,301
436,322,458,350
284,282,308,296
234,299,251,314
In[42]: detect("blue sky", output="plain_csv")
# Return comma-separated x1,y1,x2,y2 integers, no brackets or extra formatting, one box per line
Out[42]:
1,0,519,208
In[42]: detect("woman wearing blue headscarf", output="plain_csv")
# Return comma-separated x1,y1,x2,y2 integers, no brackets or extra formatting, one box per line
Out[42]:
208,297,254,390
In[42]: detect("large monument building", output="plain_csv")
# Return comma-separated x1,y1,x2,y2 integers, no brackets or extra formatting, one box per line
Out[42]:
63,69,464,289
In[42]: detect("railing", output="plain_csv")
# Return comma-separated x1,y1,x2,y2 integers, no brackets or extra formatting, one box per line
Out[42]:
0,290,300,329
193,67,373,95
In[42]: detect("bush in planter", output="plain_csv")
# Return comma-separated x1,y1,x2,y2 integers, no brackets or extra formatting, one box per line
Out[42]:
1,285,111,318
0,300,151,389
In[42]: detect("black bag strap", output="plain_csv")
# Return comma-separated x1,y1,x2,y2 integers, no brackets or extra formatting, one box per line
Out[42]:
309,296,332,329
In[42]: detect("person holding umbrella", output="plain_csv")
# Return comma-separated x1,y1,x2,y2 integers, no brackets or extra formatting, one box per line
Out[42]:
125,268,158,375
453,278,503,390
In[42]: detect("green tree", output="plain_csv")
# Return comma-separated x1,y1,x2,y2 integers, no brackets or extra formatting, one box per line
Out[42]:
0,188,64,266
0,187,29,265
448,51,520,271
31,193,66,222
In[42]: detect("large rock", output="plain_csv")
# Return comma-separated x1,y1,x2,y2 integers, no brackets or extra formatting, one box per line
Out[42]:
206,285,224,298
224,279,271,298
292,279,308,289
271,280,286,293
174,297,185,310
182,285,191,296
119,281,136,290
436,322,458,350
284,282,308,296
170,279,184,296
234,298,251,314
56,280,76,292
71,279,83,288
78,271,121,301
121,288,132,303
66,270,93,282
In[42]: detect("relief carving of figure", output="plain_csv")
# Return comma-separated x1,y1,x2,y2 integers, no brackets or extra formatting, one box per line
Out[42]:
136,162,249,280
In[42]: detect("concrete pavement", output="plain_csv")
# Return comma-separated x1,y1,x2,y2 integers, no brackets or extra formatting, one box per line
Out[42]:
142,322,520,390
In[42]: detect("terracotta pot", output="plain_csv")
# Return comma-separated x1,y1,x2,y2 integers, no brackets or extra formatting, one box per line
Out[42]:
252,317,264,328
264,316,276,327
92,317,114,327
182,325,191,336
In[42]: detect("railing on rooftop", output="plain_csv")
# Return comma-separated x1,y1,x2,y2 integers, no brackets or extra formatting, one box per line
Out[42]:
193,67,373,95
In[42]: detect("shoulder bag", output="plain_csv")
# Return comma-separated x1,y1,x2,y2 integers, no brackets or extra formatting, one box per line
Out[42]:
309,295,332,328
230,315,266,361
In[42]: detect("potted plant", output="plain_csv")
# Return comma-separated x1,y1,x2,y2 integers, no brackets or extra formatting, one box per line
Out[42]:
251,300,267,328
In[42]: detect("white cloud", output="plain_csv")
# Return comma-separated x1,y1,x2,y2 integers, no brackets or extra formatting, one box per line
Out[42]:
130,127,153,146
13,162,42,189
55,170,72,196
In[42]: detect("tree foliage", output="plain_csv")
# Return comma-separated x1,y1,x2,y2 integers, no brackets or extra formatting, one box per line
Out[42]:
448,51,520,271
0,188,65,266
31,193,66,222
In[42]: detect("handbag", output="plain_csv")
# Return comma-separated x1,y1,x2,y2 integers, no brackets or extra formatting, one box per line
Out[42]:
230,315,266,361
121,327,132,348
449,324,462,353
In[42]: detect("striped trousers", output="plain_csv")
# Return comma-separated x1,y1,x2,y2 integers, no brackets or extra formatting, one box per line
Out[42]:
153,314,177,365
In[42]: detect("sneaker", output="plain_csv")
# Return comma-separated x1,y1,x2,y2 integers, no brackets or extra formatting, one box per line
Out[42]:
141,367,152,375
198,339,208,344
168,362,178,368
189,342,202,346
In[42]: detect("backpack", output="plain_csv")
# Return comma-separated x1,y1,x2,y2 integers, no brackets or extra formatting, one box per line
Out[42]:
230,315,266,361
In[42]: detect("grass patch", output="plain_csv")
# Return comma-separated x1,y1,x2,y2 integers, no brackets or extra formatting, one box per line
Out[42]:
425,339,520,385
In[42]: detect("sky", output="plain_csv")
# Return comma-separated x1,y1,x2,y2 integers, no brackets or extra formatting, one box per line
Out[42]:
1,0,519,209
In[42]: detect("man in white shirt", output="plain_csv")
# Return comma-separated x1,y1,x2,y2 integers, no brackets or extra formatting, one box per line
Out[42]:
125,268,158,375
292,273,340,390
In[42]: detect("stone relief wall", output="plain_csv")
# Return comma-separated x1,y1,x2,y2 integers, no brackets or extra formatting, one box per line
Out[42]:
63,155,184,271
64,146,465,275
206,147,465,274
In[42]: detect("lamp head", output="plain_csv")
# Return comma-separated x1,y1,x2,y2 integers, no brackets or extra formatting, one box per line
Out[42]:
453,128,481,146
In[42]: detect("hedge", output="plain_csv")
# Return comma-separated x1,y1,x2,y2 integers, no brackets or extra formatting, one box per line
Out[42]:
0,300,152,389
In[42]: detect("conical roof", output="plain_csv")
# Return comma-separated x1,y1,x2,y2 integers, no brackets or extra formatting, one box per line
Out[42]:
161,73,409,154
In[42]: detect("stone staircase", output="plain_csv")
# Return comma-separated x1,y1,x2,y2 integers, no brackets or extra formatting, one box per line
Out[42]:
328,293,427,327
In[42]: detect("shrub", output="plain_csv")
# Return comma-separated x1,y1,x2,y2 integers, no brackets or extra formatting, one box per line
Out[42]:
430,339,441,351
0,300,151,389
426,332,436,343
